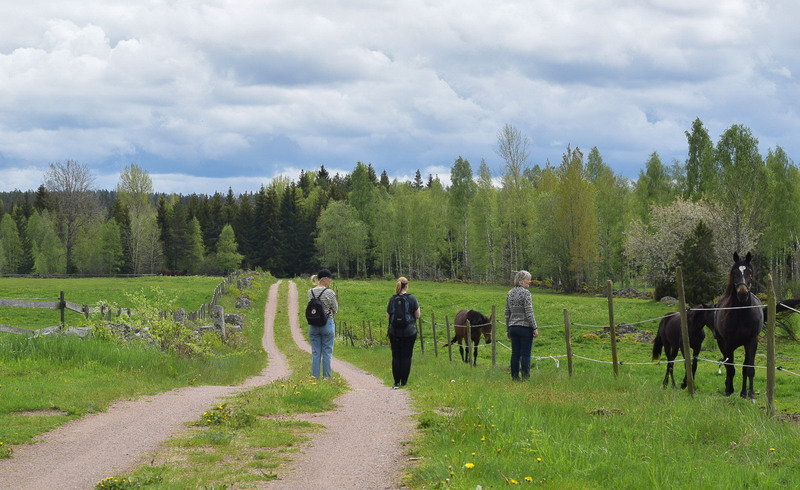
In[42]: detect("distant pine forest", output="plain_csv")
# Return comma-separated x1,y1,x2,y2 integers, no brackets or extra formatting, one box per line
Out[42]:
1,120,799,304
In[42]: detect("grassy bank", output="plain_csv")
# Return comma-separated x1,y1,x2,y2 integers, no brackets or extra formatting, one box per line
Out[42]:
0,274,272,449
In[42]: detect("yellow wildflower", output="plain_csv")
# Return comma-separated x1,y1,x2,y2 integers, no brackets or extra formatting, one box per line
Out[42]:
464,462,475,469
525,476,533,482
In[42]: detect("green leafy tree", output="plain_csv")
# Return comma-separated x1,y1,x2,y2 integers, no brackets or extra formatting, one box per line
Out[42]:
43,160,102,273
713,124,766,255
27,211,66,274
315,201,367,277
0,213,24,273
588,147,630,286
469,160,500,282
553,146,598,290
215,224,243,274
684,117,717,200
185,217,205,274
448,156,476,279
496,124,534,277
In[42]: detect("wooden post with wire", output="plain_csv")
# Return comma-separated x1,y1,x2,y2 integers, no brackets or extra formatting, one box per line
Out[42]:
418,317,425,354
606,280,619,377
491,305,497,368
564,308,574,377
677,266,695,397
766,274,776,417
431,312,439,358
446,316,453,362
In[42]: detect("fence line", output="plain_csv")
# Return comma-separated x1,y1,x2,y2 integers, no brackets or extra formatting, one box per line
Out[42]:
0,271,246,336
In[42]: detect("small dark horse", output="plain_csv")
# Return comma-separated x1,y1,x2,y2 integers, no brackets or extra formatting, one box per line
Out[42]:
713,252,763,399
443,309,492,366
652,304,714,389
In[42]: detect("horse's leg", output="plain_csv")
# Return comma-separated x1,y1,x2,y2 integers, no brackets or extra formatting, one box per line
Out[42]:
681,343,701,390
723,348,735,396
741,342,757,400
666,345,678,389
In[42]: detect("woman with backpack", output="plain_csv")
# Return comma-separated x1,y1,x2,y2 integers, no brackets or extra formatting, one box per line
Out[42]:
307,269,338,379
386,277,421,389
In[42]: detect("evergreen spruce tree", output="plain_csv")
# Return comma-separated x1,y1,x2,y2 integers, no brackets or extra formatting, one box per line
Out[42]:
677,221,720,305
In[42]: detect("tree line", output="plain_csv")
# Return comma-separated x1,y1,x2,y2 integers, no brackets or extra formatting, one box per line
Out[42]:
1,118,799,303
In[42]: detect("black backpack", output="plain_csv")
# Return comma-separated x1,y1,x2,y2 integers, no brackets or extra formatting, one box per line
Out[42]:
305,288,328,326
390,294,412,328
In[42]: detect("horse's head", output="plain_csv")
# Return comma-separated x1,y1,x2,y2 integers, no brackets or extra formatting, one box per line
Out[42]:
730,251,755,304
467,310,492,342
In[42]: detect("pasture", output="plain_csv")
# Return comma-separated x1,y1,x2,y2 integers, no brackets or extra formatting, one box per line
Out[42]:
330,279,800,488
0,276,225,330
2,276,800,487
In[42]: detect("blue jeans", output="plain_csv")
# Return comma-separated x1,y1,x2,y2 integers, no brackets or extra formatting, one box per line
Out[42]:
309,317,335,378
509,325,534,380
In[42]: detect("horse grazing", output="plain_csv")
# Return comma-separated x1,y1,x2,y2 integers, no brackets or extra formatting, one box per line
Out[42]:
713,251,763,399
652,304,714,389
443,309,492,366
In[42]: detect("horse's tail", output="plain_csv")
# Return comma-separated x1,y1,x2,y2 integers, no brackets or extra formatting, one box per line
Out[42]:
652,335,663,361
442,335,458,347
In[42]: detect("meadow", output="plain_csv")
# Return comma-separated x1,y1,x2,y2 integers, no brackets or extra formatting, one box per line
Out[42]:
2,277,800,488
0,274,270,451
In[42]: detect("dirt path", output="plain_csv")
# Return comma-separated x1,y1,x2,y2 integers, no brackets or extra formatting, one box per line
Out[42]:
0,281,289,489
0,280,415,489
264,281,414,488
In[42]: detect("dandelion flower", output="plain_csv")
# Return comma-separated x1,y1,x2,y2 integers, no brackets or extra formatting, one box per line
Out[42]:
525,476,533,482
471,452,476,456
510,478,519,484
481,436,486,441
464,463,475,469
537,457,542,462
770,447,776,451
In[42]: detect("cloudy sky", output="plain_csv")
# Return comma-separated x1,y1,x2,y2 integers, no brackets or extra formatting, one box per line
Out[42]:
1,1,799,195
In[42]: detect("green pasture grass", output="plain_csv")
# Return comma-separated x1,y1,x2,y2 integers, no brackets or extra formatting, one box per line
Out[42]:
0,274,272,451
112,280,348,488
323,279,800,488
0,276,225,330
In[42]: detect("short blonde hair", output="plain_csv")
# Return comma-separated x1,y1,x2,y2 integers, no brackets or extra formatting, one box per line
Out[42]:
514,270,531,286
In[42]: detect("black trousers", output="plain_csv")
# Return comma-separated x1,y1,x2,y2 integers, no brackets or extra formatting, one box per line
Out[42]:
389,333,417,385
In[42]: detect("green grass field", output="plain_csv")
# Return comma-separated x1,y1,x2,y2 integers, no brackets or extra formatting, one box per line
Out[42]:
3,277,800,488
0,276,225,330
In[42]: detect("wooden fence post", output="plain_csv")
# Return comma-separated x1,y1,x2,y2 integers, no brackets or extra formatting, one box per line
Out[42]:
564,308,574,377
431,312,438,358
606,280,619,377
367,320,373,343
446,316,453,362
766,274,777,417
59,291,66,327
418,318,425,354
677,267,695,397
491,305,497,368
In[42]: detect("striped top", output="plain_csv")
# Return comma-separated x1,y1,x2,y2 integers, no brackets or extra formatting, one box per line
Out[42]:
307,287,338,318
504,286,538,329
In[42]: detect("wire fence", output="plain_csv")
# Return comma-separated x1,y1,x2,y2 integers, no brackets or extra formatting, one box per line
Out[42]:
337,273,795,415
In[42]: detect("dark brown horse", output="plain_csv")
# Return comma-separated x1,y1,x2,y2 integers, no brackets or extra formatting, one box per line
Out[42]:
443,309,492,366
713,252,763,399
652,304,714,389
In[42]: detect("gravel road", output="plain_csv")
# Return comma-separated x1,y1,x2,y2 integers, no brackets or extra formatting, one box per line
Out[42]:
0,280,414,489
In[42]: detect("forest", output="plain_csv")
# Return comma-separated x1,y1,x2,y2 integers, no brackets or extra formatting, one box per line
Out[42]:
1,118,799,303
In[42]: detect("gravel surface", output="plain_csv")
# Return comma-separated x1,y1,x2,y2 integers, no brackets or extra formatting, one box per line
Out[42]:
0,280,414,489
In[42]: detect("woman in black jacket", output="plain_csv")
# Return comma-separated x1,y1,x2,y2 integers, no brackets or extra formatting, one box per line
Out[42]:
386,277,421,389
